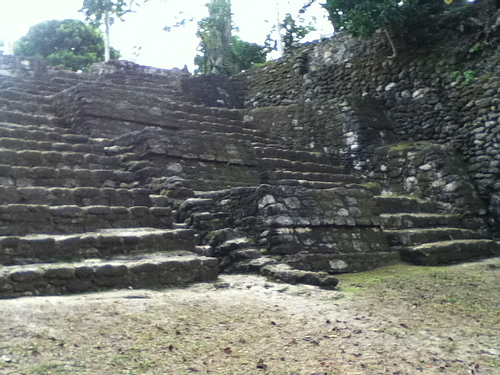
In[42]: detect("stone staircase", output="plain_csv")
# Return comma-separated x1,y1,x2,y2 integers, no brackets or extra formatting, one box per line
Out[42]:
1,56,499,297
0,70,218,298
376,195,500,265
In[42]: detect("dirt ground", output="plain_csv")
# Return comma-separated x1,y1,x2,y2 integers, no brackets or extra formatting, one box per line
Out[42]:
0,257,499,375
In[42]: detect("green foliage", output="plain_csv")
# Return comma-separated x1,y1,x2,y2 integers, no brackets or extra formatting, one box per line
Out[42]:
231,36,268,72
281,13,314,53
195,0,268,75
195,35,268,75
13,19,119,71
469,42,484,54
450,70,478,85
80,0,139,26
463,69,477,84
322,0,446,44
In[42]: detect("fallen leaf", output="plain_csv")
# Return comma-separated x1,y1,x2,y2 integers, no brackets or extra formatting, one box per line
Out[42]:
256,359,267,369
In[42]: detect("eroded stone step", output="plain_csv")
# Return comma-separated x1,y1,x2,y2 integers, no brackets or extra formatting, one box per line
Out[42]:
380,213,464,229
0,149,121,169
0,186,154,206
261,263,339,288
0,121,88,139
0,227,193,265
176,118,263,137
0,97,55,116
0,252,217,298
0,76,75,94
0,109,62,126
375,196,439,214
269,179,378,192
196,130,269,144
259,158,346,174
253,146,335,165
399,239,500,266
0,204,173,236
264,170,362,184
0,88,54,105
0,136,102,154
385,227,485,247
0,164,139,188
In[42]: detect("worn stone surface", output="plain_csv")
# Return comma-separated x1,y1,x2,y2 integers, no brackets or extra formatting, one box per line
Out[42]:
0,254,218,298
2,32,500,296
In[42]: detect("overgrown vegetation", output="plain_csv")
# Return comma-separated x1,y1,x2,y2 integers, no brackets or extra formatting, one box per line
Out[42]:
321,0,494,57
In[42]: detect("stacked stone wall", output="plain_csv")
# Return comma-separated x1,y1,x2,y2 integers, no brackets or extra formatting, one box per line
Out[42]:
231,31,500,226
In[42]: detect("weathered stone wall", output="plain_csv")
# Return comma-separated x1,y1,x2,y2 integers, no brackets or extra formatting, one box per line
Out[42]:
371,141,489,220
231,30,500,226
116,127,261,190
0,55,49,78
246,96,396,169
179,184,397,273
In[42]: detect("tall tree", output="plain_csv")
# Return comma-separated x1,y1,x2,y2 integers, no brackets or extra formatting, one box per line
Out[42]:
13,19,118,71
80,0,139,62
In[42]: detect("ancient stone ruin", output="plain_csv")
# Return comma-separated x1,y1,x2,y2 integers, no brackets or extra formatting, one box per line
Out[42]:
1,32,500,297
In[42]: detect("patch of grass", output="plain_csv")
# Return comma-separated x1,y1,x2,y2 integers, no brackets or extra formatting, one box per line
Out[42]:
336,261,500,320
28,360,66,374
386,141,431,153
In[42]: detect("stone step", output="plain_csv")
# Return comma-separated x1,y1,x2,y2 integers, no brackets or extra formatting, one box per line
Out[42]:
0,88,53,103
399,239,500,266
261,263,339,288
247,179,372,191
375,196,439,214
0,97,55,115
99,73,187,92
185,211,229,232
264,170,363,184
176,118,263,137
104,145,135,156
0,227,194,265
0,149,121,169
253,146,335,165
0,80,65,96
380,213,464,230
259,158,346,174
281,251,402,274
0,136,102,153
0,164,138,188
0,109,63,127
196,130,269,145
385,227,485,247
0,252,217,298
0,186,154,207
0,76,76,94
0,121,88,139
0,88,59,105
173,110,249,128
0,204,173,236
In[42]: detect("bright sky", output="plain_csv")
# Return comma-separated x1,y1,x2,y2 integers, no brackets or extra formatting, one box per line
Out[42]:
0,0,333,72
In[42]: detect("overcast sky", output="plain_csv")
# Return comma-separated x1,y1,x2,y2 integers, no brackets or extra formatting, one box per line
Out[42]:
0,0,333,71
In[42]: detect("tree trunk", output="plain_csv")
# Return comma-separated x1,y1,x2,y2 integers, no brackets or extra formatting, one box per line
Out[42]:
208,0,232,74
383,27,397,59
104,10,111,62
276,0,284,57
